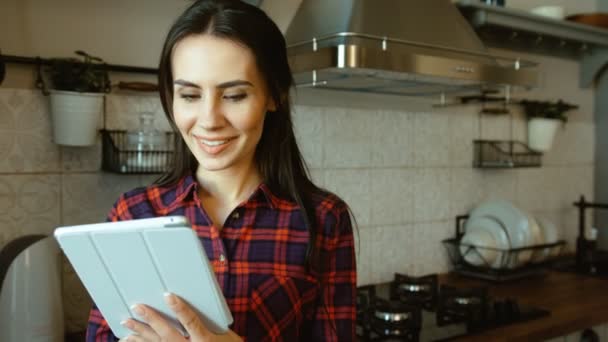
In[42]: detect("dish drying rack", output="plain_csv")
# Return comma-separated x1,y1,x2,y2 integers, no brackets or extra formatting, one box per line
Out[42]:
443,215,566,282
101,130,175,174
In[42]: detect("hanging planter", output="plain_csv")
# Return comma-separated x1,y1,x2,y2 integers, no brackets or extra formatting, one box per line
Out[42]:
519,99,578,153
41,50,111,146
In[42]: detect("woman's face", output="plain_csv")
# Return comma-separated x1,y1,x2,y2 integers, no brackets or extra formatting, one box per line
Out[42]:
171,34,275,174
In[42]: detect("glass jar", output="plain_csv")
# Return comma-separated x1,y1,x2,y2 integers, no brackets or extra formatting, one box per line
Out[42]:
124,112,168,171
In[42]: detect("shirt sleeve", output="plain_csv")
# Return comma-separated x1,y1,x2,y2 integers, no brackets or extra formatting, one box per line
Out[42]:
85,196,125,342
311,203,357,341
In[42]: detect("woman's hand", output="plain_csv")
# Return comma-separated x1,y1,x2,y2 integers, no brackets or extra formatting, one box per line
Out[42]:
119,293,242,342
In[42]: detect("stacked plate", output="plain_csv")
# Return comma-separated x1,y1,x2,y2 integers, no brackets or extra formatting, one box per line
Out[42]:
459,200,559,269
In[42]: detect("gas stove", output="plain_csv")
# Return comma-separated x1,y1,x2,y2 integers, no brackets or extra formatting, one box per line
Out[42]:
356,273,550,341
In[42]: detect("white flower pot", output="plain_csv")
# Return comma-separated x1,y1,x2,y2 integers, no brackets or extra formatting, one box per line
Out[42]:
49,90,104,146
528,118,560,152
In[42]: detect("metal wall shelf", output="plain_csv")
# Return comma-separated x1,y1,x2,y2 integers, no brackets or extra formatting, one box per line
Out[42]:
455,0,608,60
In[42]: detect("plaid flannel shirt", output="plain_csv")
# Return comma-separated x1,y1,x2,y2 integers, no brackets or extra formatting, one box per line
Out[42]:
86,174,356,341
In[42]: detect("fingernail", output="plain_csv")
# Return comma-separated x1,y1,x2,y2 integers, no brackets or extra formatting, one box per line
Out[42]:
131,304,145,317
164,292,177,305
120,319,133,329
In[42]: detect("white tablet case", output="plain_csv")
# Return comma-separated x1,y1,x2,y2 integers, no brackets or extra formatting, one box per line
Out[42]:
54,216,233,338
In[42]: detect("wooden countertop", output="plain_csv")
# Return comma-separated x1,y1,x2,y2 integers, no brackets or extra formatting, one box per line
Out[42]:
440,271,608,341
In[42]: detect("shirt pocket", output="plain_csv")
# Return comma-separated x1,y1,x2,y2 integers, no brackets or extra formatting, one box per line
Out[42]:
247,273,319,342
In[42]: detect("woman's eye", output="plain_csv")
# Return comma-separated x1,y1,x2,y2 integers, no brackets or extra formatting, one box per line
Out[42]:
224,94,247,102
180,94,199,102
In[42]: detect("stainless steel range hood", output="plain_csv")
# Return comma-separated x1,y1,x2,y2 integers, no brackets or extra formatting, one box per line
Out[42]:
285,0,538,97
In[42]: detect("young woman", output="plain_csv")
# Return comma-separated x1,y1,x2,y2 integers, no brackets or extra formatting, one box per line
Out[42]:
86,0,356,341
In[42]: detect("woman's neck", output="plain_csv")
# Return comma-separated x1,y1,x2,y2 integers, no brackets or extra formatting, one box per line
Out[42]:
195,162,263,206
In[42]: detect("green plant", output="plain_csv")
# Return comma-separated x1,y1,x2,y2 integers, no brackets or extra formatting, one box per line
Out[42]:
518,99,578,123
47,50,110,93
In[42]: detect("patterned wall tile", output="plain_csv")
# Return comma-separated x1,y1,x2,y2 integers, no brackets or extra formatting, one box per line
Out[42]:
0,174,60,248
0,89,61,173
371,110,415,167
61,140,102,172
61,172,142,225
105,94,172,132
62,256,93,333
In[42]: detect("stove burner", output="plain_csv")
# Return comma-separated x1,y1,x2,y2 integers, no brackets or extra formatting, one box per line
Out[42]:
452,296,482,306
391,273,438,310
437,285,488,329
357,274,551,341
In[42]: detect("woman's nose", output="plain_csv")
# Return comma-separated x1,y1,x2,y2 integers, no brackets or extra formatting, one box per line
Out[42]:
196,98,225,130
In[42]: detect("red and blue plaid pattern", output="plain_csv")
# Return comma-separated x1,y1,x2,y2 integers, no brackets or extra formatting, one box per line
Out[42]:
86,174,356,341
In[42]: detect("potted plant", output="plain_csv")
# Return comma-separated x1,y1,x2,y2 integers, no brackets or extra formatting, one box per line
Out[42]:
45,50,111,146
518,99,578,152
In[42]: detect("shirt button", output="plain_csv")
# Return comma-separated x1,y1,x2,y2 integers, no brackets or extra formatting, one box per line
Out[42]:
231,211,240,220
219,254,226,263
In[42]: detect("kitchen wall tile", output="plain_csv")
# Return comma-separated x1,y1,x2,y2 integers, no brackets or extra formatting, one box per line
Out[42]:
105,94,171,131
323,107,372,168
371,110,414,167
355,226,374,286
413,221,452,275
62,172,141,226
0,174,61,248
140,174,163,187
543,122,595,166
481,169,519,205
517,167,562,212
62,257,92,333
560,166,594,210
0,89,61,173
308,168,325,188
324,169,371,226
370,224,416,284
61,140,102,172
479,113,512,141
447,105,477,167
370,169,413,225
450,168,484,217
292,105,324,169
412,169,451,222
414,112,451,167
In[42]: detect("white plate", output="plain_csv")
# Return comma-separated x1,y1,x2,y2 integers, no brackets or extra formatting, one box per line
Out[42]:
463,216,510,269
460,228,498,267
536,216,560,259
469,200,532,250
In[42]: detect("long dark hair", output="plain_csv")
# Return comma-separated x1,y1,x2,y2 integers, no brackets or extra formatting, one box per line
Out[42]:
156,0,323,272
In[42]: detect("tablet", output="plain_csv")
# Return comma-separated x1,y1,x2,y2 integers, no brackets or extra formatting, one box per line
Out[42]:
54,216,233,338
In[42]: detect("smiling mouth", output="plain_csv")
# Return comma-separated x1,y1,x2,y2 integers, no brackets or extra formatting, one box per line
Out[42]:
200,139,233,146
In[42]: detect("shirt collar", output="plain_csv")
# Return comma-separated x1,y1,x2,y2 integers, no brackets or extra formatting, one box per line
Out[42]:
171,173,280,210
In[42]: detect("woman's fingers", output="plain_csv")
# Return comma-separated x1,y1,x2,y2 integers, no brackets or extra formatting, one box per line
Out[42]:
131,304,184,341
121,317,158,341
164,292,210,339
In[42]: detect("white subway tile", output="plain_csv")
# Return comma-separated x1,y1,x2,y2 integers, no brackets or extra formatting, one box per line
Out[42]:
323,107,372,168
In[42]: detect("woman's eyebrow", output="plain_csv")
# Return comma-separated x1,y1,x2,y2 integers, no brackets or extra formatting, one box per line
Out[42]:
173,79,254,89
174,79,200,88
